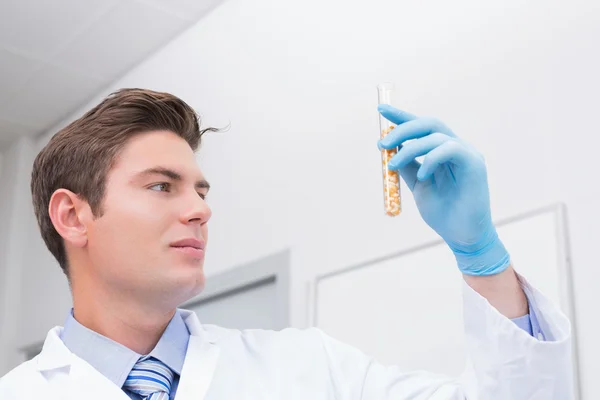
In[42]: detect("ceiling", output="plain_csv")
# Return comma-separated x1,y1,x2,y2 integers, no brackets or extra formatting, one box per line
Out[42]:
0,0,221,148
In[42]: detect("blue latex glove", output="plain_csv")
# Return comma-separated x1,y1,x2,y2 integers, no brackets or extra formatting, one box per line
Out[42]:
377,104,510,276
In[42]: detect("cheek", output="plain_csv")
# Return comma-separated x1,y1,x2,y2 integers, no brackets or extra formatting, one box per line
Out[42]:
91,199,171,255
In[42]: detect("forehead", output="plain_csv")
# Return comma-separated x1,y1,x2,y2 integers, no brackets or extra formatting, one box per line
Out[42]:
112,130,204,179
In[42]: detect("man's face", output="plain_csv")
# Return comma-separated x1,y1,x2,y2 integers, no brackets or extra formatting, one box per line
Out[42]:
84,130,211,306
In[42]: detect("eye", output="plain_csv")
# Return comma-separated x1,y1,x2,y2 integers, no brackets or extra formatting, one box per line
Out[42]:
197,192,207,200
149,182,171,192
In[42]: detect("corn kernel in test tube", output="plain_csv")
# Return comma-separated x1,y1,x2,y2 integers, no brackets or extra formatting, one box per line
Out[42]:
377,82,401,217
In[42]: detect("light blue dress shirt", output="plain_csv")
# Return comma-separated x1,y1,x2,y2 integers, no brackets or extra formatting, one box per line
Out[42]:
61,309,190,400
519,299,546,339
60,300,545,399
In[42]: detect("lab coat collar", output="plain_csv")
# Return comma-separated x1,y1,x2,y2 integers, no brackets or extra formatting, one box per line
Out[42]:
178,308,217,344
36,326,71,372
34,326,130,399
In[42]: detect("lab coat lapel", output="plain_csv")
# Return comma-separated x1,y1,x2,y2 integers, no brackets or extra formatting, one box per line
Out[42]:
36,327,129,400
66,355,130,400
175,310,220,400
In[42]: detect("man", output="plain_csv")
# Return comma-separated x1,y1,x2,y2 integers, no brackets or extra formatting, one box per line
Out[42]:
0,88,572,399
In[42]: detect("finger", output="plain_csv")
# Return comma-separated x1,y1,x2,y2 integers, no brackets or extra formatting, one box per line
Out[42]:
379,117,456,150
417,141,469,181
388,132,453,170
377,104,417,125
394,159,421,192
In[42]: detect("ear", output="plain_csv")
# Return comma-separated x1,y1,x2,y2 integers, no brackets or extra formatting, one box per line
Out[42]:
48,189,93,248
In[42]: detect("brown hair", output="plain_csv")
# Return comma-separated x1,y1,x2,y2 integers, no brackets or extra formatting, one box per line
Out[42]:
31,88,217,277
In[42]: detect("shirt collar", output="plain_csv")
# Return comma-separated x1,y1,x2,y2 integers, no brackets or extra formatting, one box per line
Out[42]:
148,308,189,375
60,308,190,387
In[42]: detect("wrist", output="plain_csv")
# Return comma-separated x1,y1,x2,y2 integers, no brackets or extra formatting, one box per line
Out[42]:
449,230,511,276
463,265,529,318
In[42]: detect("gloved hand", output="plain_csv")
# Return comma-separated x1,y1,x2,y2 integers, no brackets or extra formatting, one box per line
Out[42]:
377,104,510,276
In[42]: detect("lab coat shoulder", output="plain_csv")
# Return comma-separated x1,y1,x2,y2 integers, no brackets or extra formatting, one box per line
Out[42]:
202,323,462,399
0,356,46,398
203,324,344,395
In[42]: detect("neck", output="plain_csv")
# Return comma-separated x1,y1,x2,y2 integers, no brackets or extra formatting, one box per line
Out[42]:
71,275,176,355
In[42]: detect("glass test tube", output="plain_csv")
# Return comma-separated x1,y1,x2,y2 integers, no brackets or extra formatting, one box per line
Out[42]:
377,82,401,217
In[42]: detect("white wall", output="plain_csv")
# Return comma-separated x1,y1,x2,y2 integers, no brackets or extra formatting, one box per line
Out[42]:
0,137,37,372
2,0,599,397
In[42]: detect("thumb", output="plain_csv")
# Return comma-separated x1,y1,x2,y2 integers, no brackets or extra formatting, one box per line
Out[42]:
390,159,420,192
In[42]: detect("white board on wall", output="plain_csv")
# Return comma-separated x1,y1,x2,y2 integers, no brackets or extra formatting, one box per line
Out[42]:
311,203,579,398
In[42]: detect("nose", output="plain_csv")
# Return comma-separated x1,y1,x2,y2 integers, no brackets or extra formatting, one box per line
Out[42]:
180,189,212,225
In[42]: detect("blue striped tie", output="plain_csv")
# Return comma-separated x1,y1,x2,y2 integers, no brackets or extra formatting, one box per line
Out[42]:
123,356,174,400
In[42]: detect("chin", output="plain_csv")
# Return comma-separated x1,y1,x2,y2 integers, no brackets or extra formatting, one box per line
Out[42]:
170,268,206,300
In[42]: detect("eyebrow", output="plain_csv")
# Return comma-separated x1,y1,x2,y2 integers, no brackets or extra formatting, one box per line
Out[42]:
136,167,210,190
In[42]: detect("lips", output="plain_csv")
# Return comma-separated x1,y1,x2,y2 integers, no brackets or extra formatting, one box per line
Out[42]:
170,238,206,259
170,238,205,250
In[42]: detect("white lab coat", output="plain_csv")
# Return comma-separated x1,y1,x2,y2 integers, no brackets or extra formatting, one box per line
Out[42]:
0,276,573,400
